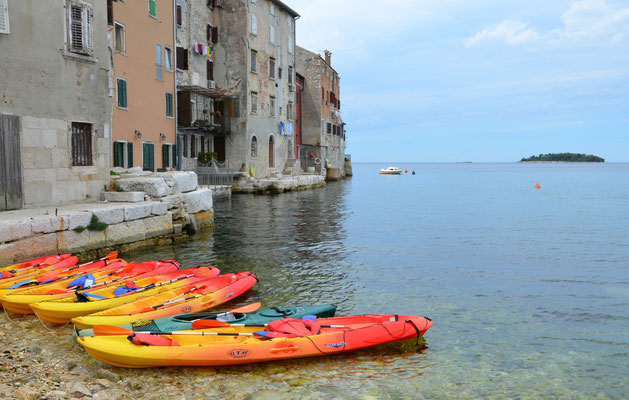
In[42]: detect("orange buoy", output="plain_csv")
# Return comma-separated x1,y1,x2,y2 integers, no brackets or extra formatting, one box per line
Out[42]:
405,168,408,173
535,182,541,189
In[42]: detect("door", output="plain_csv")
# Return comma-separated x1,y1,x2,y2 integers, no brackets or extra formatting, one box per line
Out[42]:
268,136,274,168
0,114,23,210
214,136,225,162
143,142,155,171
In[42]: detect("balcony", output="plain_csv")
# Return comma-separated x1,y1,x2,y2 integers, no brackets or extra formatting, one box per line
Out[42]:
176,87,232,135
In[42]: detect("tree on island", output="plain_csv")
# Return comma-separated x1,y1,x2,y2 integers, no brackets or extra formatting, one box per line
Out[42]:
520,153,604,162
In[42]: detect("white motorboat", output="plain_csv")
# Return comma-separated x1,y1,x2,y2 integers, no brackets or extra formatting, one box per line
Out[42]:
379,166,403,175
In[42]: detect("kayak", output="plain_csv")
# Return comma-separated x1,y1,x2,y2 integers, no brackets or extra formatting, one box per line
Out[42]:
75,304,337,338
77,314,433,367
72,272,259,329
0,254,73,279
0,252,120,293
0,259,159,314
31,266,220,324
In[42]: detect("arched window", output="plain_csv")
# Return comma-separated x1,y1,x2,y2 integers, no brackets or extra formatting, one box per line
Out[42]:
287,139,293,159
251,136,258,157
269,136,275,168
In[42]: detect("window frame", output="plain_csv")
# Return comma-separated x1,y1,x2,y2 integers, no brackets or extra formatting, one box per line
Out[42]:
165,92,174,118
116,77,128,109
71,122,93,167
251,13,257,35
251,135,258,157
269,58,275,79
250,49,257,73
114,21,125,53
148,0,156,18
269,96,275,117
164,45,173,71
1,0,11,34
250,92,258,114
269,24,275,44
66,0,94,56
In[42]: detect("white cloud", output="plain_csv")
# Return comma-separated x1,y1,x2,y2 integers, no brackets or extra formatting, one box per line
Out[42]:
465,0,629,47
464,19,540,47
554,0,629,42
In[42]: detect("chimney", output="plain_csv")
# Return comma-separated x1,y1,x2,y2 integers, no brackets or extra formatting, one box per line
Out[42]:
324,50,332,66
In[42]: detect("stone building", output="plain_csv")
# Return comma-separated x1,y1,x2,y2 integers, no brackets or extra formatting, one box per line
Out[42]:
0,0,112,209
110,0,177,172
174,0,232,171
215,0,300,178
296,46,346,180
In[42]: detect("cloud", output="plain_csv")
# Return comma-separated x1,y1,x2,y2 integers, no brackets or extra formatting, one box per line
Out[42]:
465,0,629,47
554,0,629,42
464,19,540,47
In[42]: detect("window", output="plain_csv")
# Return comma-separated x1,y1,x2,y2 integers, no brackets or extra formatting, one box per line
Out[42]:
251,13,257,35
176,46,188,70
270,96,275,116
206,25,218,44
287,102,293,120
250,92,258,114
270,3,275,16
269,25,275,44
148,0,156,17
162,144,171,168
127,142,134,167
107,0,113,26
143,142,155,172
66,1,93,56
172,143,178,168
251,136,258,157
288,66,293,85
156,44,163,80
114,22,125,53
288,35,293,54
116,78,127,108
176,5,182,26
164,46,172,71
71,122,92,166
207,0,217,8
113,141,125,167
269,58,275,79
206,60,214,80
321,119,325,133
278,68,282,80
250,50,257,72
165,92,173,117
327,122,332,134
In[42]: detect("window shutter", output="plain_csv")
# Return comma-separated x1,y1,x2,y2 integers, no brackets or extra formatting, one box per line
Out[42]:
176,5,182,25
127,143,133,168
207,60,214,80
251,13,257,35
163,144,169,168
212,27,218,44
83,4,93,54
149,0,156,17
172,144,178,168
207,25,212,41
0,0,9,34
69,3,84,53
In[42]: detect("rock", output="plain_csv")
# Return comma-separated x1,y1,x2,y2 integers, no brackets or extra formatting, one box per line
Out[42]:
155,171,198,193
115,178,171,198
122,203,152,221
94,378,113,389
12,386,39,400
90,206,124,225
96,368,119,382
183,189,213,214
45,390,68,400
103,192,145,203
67,382,91,397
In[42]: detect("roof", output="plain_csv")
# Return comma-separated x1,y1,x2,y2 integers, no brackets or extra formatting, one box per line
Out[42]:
271,0,300,18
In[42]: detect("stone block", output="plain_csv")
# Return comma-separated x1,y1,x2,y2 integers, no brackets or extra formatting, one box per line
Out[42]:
151,201,168,216
24,168,44,182
34,148,53,169
22,128,42,147
103,191,145,202
23,115,45,129
42,129,57,148
91,206,124,225
143,214,173,238
57,131,68,149
97,138,109,154
104,219,146,247
57,229,106,253
46,117,68,131
57,168,70,180
159,194,184,209
12,233,59,262
23,181,51,207
0,242,17,265
30,216,55,234
115,177,171,198
123,203,152,221
61,211,92,230
51,215,69,232
44,168,57,182
155,171,198,194
1,220,33,243
183,189,213,214
22,148,35,169
51,148,68,168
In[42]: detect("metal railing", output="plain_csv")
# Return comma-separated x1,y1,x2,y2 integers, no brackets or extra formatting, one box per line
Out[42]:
196,159,234,188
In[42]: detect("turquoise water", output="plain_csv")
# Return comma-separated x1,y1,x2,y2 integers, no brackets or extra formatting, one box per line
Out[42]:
132,162,629,398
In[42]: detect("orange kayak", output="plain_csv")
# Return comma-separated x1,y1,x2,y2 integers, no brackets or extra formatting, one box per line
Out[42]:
0,254,73,279
77,314,433,367
72,272,258,329
0,258,145,314
30,266,220,324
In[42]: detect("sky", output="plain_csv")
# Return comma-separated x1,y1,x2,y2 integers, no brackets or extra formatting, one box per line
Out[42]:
288,0,629,162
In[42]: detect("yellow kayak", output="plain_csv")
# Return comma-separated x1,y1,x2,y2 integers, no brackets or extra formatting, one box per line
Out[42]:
72,272,258,329
1,254,73,278
30,266,219,324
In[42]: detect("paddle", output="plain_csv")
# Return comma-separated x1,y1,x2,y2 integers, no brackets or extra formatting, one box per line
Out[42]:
93,325,258,337
45,262,136,294
40,252,118,280
139,284,208,313
191,320,346,329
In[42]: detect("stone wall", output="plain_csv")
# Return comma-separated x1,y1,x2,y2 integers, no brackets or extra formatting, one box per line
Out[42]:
233,175,324,194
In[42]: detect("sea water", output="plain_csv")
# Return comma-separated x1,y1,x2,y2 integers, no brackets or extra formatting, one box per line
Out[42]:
132,162,629,398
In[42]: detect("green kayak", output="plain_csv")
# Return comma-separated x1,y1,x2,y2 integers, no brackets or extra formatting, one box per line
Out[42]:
74,304,336,339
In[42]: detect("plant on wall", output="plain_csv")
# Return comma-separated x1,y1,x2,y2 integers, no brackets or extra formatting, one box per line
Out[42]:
197,151,218,164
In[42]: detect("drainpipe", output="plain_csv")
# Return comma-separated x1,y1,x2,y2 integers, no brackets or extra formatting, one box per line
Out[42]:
174,0,182,170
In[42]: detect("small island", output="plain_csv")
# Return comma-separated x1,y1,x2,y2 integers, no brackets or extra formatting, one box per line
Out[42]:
520,153,605,163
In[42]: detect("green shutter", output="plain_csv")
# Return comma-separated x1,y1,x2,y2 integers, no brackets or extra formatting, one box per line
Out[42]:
172,144,177,169
166,93,173,117
143,143,155,171
117,79,127,108
127,142,133,167
113,142,124,167
149,0,156,17
162,144,170,168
